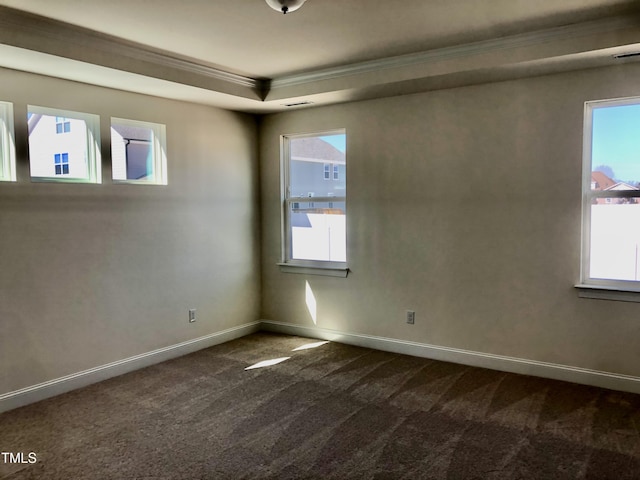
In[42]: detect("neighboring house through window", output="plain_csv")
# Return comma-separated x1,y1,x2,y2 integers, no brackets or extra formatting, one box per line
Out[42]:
28,105,101,183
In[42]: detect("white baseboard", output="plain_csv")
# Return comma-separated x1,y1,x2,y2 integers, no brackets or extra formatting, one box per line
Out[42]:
0,322,261,414
4,319,640,414
260,320,640,395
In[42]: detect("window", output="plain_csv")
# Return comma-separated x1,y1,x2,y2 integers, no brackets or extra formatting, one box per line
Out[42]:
54,153,69,175
581,97,640,291
282,130,346,270
0,101,16,182
111,118,167,184
28,106,101,183
333,164,339,180
55,117,70,134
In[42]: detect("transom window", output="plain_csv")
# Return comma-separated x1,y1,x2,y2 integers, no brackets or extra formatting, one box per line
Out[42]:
111,117,167,185
0,101,16,182
581,96,640,290
282,130,346,268
28,105,101,183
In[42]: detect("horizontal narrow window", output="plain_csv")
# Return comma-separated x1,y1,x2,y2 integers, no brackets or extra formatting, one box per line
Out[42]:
28,106,101,183
111,118,167,185
0,101,16,182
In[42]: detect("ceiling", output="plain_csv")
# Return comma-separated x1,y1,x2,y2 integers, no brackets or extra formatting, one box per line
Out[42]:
1,0,640,113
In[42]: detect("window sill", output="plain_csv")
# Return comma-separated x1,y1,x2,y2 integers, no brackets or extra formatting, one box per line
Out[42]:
575,284,640,303
30,177,100,184
278,263,349,277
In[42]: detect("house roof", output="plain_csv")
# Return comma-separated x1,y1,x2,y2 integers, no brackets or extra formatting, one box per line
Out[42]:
591,171,616,190
606,181,639,191
291,137,345,164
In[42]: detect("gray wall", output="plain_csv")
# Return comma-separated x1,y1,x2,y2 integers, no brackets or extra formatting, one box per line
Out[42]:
260,63,640,378
0,68,260,394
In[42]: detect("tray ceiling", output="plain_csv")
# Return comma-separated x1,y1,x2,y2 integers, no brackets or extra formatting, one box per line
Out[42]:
0,0,639,112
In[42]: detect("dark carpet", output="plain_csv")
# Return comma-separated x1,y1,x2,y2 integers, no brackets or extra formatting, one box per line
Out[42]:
2,332,640,479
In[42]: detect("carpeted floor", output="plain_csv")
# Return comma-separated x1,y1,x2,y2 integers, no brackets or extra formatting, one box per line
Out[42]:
2,332,640,479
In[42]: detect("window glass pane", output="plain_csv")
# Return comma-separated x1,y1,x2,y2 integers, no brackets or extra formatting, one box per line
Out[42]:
290,201,346,262
111,118,167,184
28,111,92,181
591,104,640,191
290,134,346,198
590,201,640,281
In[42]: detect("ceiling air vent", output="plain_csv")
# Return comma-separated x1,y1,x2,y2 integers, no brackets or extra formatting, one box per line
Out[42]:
283,101,314,107
613,52,640,60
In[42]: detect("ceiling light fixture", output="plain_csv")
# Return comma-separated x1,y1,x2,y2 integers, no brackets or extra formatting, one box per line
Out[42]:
265,0,307,14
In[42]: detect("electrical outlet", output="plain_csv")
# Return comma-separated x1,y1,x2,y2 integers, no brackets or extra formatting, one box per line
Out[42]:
406,310,415,325
188,309,196,323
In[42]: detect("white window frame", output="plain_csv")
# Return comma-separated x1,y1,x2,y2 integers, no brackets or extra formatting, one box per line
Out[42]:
279,129,348,276
110,117,167,185
579,96,640,298
28,105,101,184
0,101,16,182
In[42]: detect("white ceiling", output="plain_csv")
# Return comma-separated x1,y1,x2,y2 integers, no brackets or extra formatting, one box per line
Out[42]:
1,0,640,112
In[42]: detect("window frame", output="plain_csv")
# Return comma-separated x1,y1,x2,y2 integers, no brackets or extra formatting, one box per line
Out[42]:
0,101,16,182
280,129,348,275
110,117,168,185
579,96,640,295
28,105,101,184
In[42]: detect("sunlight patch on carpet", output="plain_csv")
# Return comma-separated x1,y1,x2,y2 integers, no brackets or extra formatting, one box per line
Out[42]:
293,341,330,351
245,357,291,370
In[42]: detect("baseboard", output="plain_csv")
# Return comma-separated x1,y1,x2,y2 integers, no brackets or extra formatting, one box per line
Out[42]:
5,319,640,414
0,321,261,414
260,320,640,395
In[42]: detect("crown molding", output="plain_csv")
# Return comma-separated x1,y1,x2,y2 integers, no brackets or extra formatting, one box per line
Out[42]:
271,15,640,89
0,5,259,90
